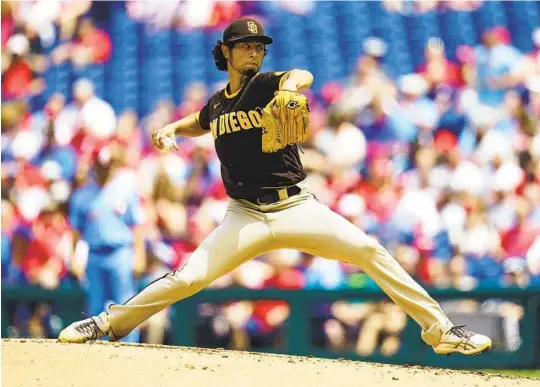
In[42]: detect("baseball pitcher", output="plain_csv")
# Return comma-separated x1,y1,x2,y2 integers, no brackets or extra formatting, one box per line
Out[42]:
60,17,492,356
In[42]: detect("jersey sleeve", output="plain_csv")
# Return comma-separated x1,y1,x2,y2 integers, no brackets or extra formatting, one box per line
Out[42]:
196,99,212,130
254,70,293,93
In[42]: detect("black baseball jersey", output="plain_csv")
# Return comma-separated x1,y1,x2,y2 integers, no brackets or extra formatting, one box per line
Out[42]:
197,71,307,200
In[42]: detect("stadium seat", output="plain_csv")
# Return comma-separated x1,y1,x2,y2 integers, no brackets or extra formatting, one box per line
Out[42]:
33,1,540,118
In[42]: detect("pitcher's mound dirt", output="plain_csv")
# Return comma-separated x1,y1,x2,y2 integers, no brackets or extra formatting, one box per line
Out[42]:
1,339,536,387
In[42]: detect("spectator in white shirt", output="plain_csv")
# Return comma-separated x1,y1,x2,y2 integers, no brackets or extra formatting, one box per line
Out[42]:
314,109,367,171
73,78,116,139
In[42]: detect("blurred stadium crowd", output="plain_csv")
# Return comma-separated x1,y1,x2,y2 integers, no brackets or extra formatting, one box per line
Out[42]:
1,1,539,354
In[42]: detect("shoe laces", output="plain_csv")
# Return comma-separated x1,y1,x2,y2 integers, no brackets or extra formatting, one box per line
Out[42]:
447,325,474,340
74,316,105,342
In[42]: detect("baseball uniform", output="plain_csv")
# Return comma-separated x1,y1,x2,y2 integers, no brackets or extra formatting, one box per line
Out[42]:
70,170,143,342
59,16,492,356
105,71,449,343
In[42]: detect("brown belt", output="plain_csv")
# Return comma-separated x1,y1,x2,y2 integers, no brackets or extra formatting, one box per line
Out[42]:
244,185,301,205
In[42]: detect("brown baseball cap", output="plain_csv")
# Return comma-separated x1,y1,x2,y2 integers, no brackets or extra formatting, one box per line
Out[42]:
223,17,273,45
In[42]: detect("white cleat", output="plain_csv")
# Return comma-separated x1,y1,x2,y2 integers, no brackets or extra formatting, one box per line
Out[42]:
432,325,492,356
58,312,110,343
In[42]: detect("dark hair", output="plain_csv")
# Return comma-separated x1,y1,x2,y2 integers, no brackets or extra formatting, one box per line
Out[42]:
212,40,268,72
212,40,232,71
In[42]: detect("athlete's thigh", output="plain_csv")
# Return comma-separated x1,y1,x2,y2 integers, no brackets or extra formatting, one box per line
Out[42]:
271,198,377,262
179,205,274,285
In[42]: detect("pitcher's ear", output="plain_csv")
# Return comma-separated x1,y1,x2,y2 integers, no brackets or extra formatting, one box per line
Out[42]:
222,45,230,59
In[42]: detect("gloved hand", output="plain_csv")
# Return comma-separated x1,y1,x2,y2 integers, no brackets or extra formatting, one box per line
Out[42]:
258,90,310,153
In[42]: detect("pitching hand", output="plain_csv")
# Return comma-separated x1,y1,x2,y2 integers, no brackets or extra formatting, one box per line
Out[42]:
152,124,179,152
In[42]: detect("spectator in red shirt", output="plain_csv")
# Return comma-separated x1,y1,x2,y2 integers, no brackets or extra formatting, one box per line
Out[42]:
53,17,112,68
19,201,72,289
1,1,15,48
73,17,112,65
2,34,45,100
209,1,242,28
355,155,400,223
501,199,540,258
417,37,463,92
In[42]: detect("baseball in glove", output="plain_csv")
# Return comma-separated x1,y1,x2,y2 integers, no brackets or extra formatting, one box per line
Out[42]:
258,90,310,153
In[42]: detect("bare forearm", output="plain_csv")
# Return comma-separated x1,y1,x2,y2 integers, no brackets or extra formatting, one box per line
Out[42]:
280,69,314,91
168,112,208,137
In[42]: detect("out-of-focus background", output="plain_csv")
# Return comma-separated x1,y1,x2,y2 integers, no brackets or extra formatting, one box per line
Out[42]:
1,0,539,374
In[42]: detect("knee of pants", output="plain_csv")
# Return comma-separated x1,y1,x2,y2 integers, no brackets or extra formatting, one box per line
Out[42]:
172,264,210,292
350,236,381,261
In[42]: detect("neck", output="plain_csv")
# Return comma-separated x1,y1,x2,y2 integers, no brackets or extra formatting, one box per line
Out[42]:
227,67,248,95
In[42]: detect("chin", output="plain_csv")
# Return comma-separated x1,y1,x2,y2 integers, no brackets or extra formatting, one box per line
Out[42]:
243,67,259,78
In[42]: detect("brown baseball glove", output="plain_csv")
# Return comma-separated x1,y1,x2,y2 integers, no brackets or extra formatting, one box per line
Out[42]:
258,90,310,153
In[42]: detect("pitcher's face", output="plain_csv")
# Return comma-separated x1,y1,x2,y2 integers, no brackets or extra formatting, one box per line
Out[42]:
225,41,265,77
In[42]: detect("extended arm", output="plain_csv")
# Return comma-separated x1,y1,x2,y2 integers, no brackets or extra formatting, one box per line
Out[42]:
169,112,208,138
152,111,208,151
280,69,314,91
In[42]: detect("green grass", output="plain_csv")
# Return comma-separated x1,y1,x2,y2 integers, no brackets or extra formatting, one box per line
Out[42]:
481,369,540,379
